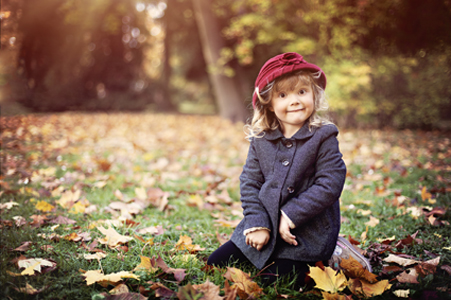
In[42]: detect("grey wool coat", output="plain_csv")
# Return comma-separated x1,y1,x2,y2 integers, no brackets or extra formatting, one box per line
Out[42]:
230,123,347,269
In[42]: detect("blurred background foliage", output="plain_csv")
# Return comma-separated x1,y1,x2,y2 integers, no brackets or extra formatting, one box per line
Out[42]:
1,0,450,129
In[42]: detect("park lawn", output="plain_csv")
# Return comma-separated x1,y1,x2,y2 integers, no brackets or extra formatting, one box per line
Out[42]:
1,113,450,299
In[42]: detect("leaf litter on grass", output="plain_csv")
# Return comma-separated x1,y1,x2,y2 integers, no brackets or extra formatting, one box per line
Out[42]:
1,113,450,299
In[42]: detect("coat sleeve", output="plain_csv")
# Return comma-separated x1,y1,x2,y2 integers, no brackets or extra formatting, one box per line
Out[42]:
280,129,346,228
239,140,272,232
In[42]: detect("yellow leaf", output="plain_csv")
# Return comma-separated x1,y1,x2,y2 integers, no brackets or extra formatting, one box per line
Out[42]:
134,256,159,273
35,201,54,212
58,189,81,208
82,270,139,286
97,226,133,248
69,201,86,214
21,262,40,276
174,235,205,252
421,187,432,201
308,266,347,293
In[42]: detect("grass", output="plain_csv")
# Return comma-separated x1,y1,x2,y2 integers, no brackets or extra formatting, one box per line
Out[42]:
1,113,450,299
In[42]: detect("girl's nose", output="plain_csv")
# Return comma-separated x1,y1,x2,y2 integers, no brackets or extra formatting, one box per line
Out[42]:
289,94,300,105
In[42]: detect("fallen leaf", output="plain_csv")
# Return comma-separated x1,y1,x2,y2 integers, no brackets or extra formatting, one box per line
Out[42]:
82,270,139,286
179,280,224,300
109,283,129,295
134,256,159,273
13,283,46,295
396,268,419,284
365,216,380,227
340,256,378,283
174,235,205,253
393,289,410,298
50,215,77,224
321,291,349,300
224,267,264,299
348,278,392,297
383,254,419,266
35,200,55,212
14,241,33,252
309,266,347,293
97,226,133,248
84,253,107,260
0,201,19,210
18,258,55,275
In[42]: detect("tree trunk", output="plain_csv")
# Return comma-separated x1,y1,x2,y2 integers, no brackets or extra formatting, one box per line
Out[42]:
192,0,249,123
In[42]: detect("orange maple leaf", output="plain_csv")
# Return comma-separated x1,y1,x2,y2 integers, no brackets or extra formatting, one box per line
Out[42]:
309,266,347,293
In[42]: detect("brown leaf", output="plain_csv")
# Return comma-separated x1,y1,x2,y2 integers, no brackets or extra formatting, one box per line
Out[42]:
149,282,176,298
340,256,378,283
13,283,47,295
14,241,33,252
223,280,238,300
50,215,77,225
396,268,419,284
224,267,264,299
348,278,392,298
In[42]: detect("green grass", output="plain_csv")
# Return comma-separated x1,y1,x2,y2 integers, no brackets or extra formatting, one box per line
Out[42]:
1,114,450,299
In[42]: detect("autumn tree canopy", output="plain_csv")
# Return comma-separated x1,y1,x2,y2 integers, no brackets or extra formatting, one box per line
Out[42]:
1,0,450,128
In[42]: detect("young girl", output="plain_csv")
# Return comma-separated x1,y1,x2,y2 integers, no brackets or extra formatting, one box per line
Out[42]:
207,52,368,287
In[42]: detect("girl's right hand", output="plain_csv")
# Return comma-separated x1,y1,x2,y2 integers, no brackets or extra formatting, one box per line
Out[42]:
245,229,270,251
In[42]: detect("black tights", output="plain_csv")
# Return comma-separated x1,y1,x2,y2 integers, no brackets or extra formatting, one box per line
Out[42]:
207,241,314,288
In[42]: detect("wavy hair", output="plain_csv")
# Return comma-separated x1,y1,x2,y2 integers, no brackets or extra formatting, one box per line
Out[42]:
245,70,331,140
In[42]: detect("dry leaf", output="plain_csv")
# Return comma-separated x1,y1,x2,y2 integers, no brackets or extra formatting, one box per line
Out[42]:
109,283,129,295
84,252,107,260
13,283,46,295
396,268,419,284
340,256,377,283
309,266,347,293
35,200,55,212
365,216,380,227
14,241,32,252
97,226,133,248
393,289,410,298
18,258,55,275
174,235,205,253
134,256,159,273
348,278,392,297
224,267,264,299
383,254,419,266
0,201,19,210
82,270,139,286
321,291,349,300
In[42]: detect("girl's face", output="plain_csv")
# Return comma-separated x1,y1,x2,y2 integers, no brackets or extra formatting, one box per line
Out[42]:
269,75,314,138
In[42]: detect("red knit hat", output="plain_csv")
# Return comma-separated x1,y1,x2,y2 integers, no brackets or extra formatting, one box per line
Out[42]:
252,52,326,108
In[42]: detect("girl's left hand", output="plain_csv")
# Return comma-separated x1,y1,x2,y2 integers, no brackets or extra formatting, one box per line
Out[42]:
279,215,298,246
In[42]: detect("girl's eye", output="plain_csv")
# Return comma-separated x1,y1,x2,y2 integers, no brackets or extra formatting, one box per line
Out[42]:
278,92,286,98
299,89,306,95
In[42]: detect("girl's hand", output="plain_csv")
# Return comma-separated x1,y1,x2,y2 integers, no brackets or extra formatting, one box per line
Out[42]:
279,215,298,246
245,229,270,251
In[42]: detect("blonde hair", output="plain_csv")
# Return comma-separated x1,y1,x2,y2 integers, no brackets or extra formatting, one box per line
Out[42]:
245,70,331,140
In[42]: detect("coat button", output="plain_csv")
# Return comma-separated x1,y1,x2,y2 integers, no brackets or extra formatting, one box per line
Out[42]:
282,159,290,166
287,186,294,193
285,141,293,148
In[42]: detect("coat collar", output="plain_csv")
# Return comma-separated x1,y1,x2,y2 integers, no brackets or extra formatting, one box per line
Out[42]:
264,123,316,141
